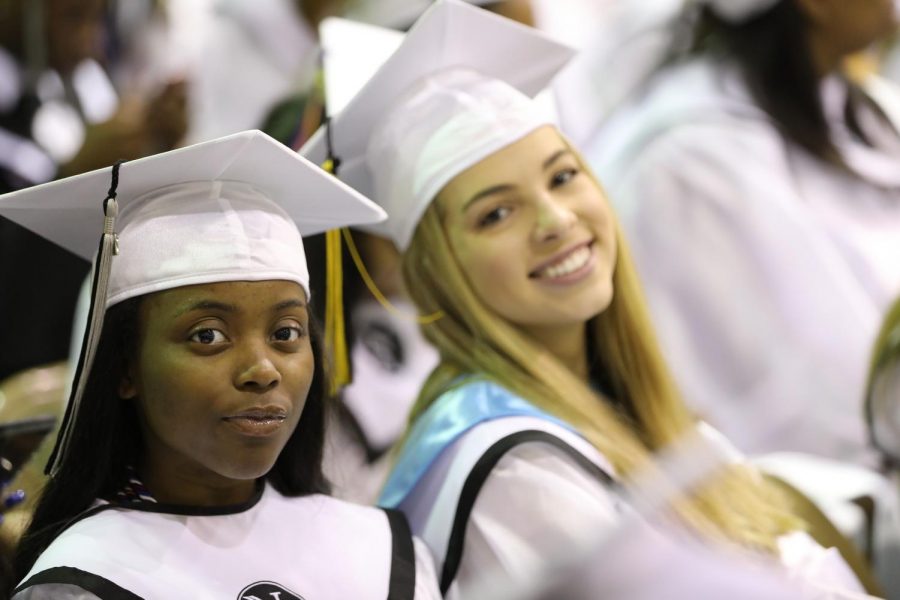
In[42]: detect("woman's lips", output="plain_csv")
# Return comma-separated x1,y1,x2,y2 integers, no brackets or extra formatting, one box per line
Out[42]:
530,241,596,284
223,407,288,437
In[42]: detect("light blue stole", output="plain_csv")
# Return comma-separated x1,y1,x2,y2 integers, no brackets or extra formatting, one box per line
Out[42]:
378,378,577,508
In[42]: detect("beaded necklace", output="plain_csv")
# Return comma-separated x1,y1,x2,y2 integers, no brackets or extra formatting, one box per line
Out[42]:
112,466,157,504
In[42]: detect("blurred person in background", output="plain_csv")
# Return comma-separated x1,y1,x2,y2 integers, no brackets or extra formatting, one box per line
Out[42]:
0,0,187,384
185,0,331,144
191,0,535,147
0,0,187,566
558,0,900,466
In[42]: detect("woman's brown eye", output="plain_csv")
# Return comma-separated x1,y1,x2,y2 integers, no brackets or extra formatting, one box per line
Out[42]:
272,326,304,342
551,168,578,187
190,328,226,344
479,207,510,228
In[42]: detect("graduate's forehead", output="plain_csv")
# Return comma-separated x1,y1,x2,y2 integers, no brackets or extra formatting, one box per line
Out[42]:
436,126,569,208
140,281,309,319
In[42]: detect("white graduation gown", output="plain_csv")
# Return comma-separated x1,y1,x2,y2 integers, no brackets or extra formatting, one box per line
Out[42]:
381,380,868,599
443,424,867,599
13,484,440,600
584,56,900,464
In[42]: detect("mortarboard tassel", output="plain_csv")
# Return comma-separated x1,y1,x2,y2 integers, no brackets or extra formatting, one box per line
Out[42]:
340,228,444,325
46,160,124,476
320,112,351,395
304,52,351,396
314,54,443,393
324,226,350,395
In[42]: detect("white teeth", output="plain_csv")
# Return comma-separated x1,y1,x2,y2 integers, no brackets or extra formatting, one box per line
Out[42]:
539,246,591,279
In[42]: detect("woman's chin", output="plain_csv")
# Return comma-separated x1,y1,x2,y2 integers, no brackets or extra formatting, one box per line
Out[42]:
218,455,281,482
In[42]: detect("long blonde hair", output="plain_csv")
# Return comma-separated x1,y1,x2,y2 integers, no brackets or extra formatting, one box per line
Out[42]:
400,138,799,551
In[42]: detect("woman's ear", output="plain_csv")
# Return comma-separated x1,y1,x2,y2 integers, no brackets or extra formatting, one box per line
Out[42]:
118,365,137,399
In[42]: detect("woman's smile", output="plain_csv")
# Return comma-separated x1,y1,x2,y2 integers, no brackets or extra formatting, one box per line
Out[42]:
529,240,596,285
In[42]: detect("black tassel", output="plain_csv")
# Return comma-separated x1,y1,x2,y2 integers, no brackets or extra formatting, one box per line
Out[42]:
46,160,125,476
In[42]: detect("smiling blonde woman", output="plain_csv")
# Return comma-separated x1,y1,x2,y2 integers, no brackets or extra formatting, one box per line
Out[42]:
299,1,875,598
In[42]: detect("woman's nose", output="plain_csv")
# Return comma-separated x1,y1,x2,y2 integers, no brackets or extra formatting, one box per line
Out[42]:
235,345,281,392
532,196,577,243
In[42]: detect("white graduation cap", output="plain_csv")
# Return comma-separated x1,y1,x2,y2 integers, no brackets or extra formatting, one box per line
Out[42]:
301,0,575,250
0,129,385,474
468,423,811,600
319,17,404,117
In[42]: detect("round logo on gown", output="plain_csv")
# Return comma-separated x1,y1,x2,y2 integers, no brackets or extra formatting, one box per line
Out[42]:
237,581,305,600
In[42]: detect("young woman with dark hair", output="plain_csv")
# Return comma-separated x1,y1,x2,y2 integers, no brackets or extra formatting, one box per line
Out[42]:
575,0,900,465
696,0,896,165
12,294,331,580
0,130,439,599
696,2,833,160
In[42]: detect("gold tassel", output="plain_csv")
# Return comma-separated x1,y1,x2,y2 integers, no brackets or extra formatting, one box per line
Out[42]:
341,228,444,325
324,226,350,395
315,55,440,395
313,61,348,394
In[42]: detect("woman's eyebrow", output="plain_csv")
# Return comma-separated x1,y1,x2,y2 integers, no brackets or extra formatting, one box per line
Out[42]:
462,184,515,213
175,300,235,318
543,148,571,169
460,149,573,212
174,298,306,318
272,298,307,312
